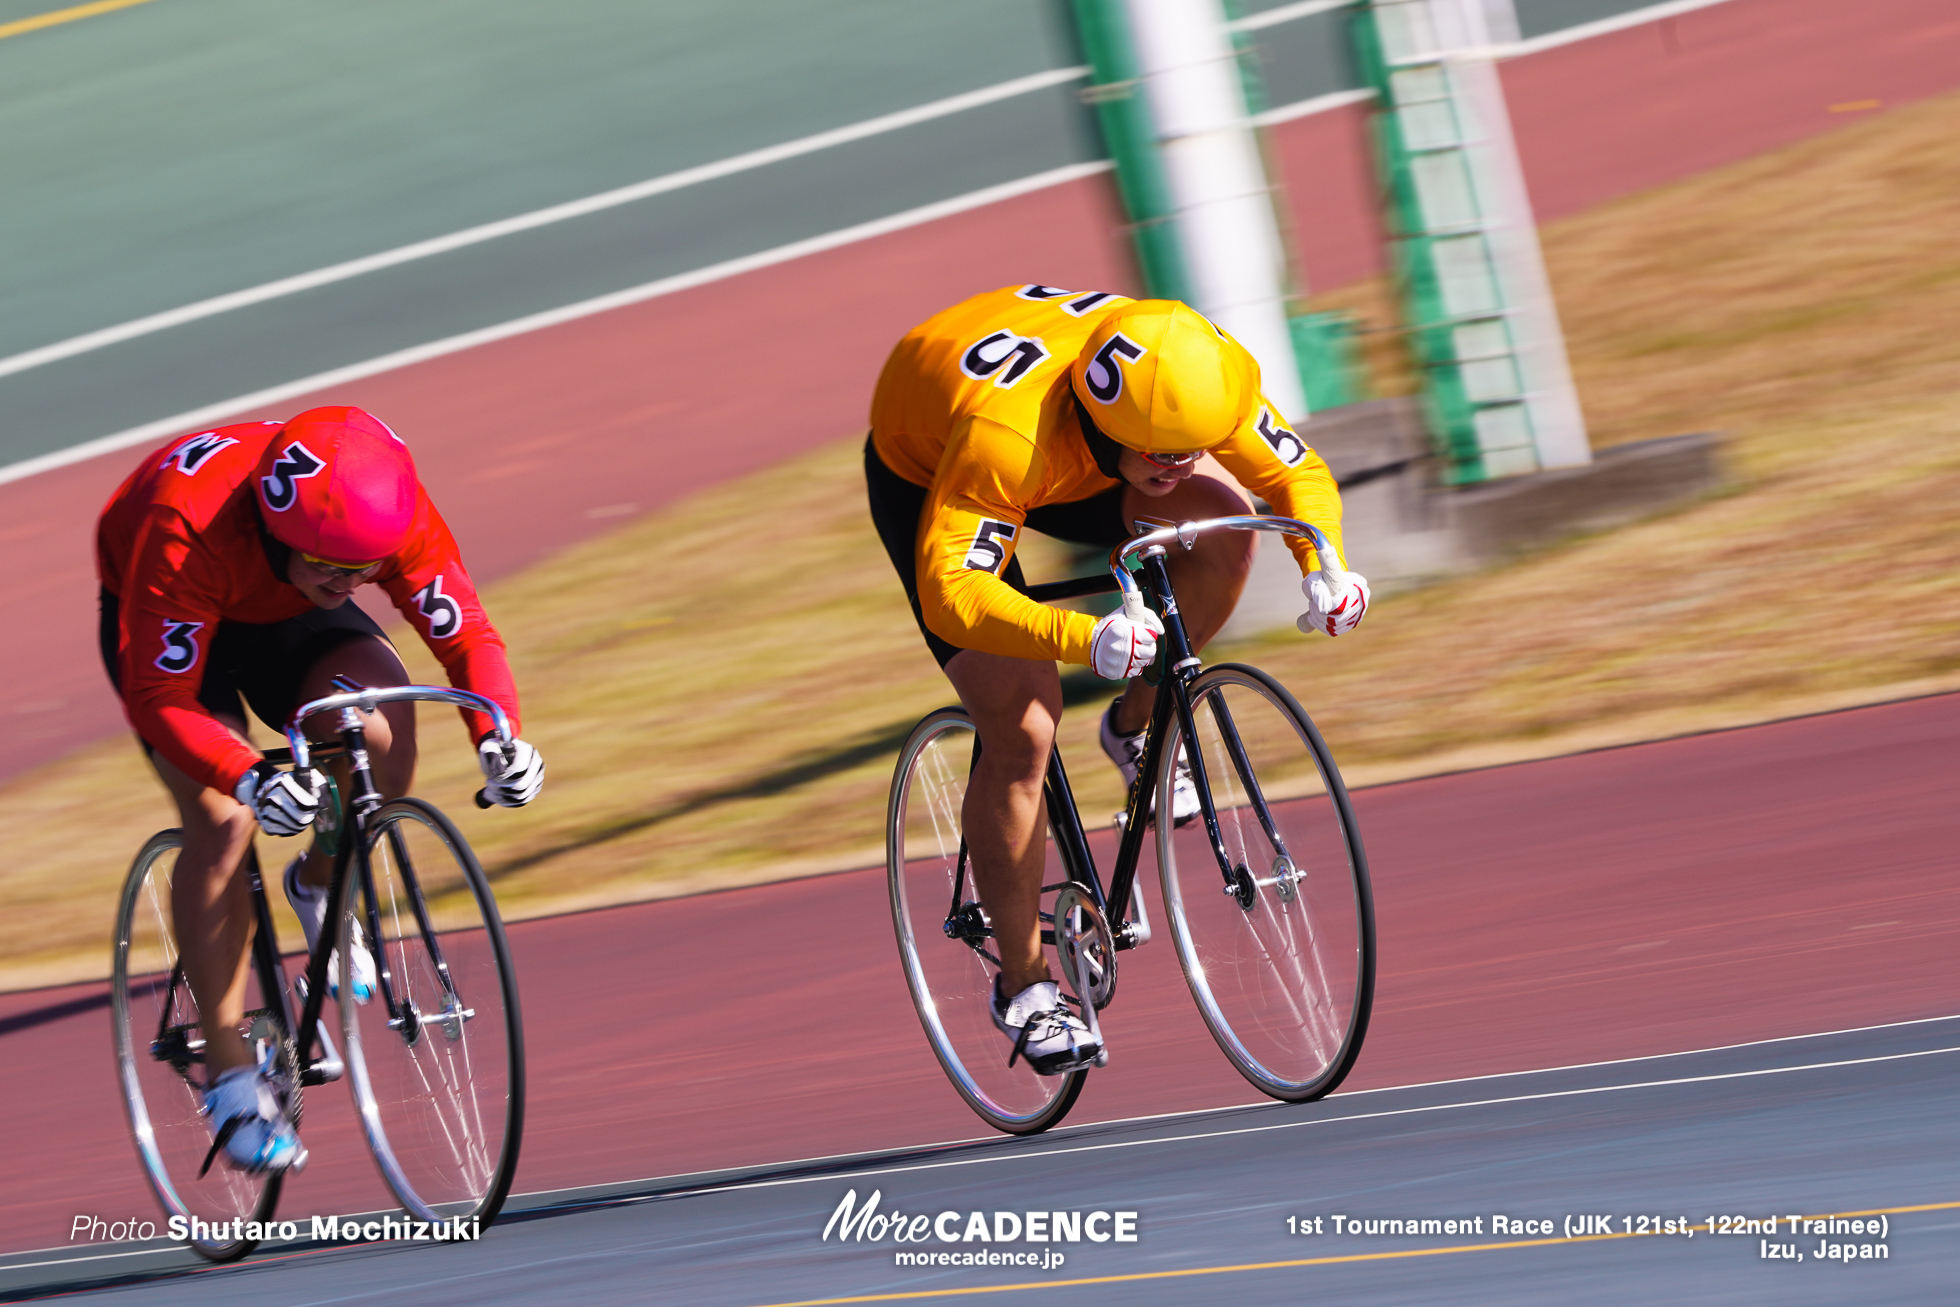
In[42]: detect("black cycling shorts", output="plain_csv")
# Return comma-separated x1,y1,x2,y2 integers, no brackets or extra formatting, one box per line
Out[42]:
864,434,1129,669
98,587,391,744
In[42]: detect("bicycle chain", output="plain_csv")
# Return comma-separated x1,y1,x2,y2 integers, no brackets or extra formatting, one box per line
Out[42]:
279,1032,304,1131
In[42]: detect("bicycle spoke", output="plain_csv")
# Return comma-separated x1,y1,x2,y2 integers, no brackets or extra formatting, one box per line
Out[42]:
889,709,1086,1134
1158,666,1375,1101
342,799,522,1224
113,831,284,1262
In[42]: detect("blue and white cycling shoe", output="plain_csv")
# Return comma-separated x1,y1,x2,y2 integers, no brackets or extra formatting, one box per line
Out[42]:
200,1066,306,1175
283,856,375,1004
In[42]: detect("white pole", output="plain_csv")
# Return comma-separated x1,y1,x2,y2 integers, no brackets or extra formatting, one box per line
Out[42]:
1123,0,1309,421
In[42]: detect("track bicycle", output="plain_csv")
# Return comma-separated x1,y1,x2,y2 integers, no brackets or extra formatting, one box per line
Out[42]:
887,515,1376,1134
110,681,526,1261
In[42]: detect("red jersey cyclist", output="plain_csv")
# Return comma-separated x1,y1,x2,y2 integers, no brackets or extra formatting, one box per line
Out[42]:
96,405,545,1174
867,286,1369,1074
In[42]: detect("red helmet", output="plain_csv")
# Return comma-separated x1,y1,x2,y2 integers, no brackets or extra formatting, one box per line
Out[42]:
255,407,417,564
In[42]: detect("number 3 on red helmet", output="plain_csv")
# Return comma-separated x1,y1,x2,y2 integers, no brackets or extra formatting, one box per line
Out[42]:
256,406,418,566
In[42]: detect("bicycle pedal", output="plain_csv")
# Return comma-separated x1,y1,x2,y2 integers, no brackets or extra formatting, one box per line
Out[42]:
302,1038,344,1086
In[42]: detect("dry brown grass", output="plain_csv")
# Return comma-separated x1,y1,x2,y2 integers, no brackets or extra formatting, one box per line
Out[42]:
4,89,1957,990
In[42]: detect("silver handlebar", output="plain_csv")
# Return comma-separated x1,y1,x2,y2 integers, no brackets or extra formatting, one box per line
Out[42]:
284,685,513,772
1106,515,1344,620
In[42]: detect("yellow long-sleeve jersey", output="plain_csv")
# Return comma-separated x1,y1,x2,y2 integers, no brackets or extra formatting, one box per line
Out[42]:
869,284,1345,666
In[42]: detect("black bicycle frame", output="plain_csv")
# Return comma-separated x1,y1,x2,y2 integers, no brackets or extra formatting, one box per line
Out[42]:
244,850,299,1069
1028,547,1299,949
1053,549,1183,941
283,709,459,1081
148,848,297,1092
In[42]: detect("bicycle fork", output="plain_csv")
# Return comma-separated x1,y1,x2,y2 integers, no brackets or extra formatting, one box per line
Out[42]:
1131,550,1295,911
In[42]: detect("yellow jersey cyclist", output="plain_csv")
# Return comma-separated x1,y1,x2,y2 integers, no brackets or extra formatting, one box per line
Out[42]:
867,285,1370,1074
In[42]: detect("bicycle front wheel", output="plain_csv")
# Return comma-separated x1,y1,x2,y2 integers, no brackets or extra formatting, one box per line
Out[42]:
888,708,1086,1135
111,831,284,1262
342,798,524,1225
1157,665,1375,1101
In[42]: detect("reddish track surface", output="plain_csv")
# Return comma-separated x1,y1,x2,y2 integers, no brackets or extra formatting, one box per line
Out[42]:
4,694,1953,1253
6,0,1958,781
1505,0,1960,221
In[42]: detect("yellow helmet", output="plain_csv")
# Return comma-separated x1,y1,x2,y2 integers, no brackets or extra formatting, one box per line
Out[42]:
1069,300,1262,454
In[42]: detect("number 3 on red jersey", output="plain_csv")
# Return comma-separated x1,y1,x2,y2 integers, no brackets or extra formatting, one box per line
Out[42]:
154,619,205,673
412,575,462,639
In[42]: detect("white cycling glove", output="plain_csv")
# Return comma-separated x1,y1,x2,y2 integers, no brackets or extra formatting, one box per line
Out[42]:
1089,602,1165,681
233,762,326,837
1298,569,1372,637
478,737,545,807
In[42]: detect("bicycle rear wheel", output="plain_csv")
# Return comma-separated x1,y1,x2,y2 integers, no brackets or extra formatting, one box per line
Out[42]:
1157,665,1375,1101
111,831,286,1262
888,708,1086,1135
342,798,524,1225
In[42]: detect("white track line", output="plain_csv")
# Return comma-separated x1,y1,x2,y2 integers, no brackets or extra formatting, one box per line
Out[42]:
0,68,1088,386
0,1244,190,1272
1230,0,1741,55
12,1016,1952,1270
0,0,1751,491
506,1013,1960,1206
1334,1010,1960,1096
624,1043,1960,1201
1251,88,1373,128
0,0,1727,391
509,1011,1960,1209
1229,0,1351,32
0,0,1732,383
0,161,1108,488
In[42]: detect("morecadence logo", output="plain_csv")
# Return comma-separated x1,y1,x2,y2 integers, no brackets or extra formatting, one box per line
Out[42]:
820,1189,1138,1274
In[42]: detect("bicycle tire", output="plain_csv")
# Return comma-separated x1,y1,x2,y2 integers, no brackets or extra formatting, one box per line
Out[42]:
341,798,524,1225
1156,665,1376,1101
888,708,1087,1134
111,831,286,1262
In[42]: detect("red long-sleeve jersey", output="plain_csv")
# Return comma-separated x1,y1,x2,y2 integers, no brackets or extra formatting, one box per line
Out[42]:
97,421,521,794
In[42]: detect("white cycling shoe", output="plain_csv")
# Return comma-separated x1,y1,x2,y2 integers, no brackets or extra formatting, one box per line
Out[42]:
283,857,375,1004
200,1066,306,1176
992,980,1102,1075
1100,703,1200,826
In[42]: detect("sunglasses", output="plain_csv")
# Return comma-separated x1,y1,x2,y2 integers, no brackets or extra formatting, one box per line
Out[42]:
300,552,383,580
1140,449,1205,470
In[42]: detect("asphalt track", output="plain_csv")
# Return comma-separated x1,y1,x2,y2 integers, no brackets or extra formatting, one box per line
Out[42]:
6,1019,1956,1305
2,694,1953,1297
5,0,1959,781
